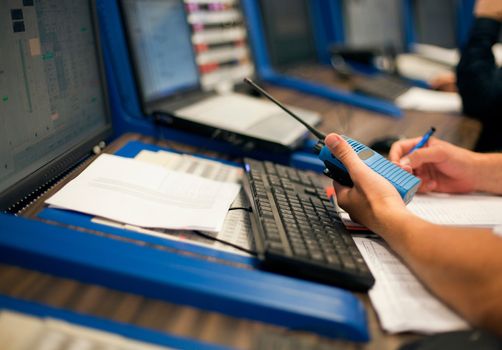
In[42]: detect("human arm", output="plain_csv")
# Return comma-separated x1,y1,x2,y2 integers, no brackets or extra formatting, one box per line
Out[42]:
388,137,502,194
429,72,457,92
456,0,502,119
325,133,502,335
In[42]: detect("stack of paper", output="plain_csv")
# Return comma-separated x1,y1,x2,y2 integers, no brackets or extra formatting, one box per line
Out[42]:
91,150,254,256
341,192,502,333
395,87,461,113
354,237,469,334
46,154,241,232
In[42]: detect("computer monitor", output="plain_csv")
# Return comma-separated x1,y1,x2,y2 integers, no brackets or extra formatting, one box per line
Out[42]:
343,0,404,51
0,0,112,211
412,0,458,49
120,0,200,106
185,1,255,90
257,0,318,68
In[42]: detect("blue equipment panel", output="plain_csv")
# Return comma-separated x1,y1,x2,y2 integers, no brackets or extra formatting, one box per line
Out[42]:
0,212,370,341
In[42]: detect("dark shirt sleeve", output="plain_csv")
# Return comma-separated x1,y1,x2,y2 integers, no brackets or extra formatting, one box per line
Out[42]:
456,17,502,121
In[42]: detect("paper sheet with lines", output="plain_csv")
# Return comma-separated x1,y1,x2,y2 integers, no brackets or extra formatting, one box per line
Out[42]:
92,150,253,256
354,237,469,334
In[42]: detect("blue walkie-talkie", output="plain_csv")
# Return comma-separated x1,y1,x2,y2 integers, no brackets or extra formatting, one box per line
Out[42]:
244,78,421,204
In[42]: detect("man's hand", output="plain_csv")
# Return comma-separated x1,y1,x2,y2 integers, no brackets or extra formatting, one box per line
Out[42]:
475,0,502,21
325,133,408,233
389,137,479,193
429,72,457,92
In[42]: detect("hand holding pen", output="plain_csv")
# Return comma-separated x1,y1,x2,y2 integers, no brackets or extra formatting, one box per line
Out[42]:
405,127,436,156
388,129,479,194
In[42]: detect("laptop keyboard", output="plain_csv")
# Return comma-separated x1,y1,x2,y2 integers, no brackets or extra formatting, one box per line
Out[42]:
354,75,410,101
243,158,375,292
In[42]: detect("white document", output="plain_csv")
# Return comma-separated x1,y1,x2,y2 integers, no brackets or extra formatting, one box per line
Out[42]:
412,43,459,67
340,193,502,229
396,54,453,82
395,87,461,113
93,190,253,257
354,237,469,334
94,149,253,256
412,43,502,67
46,154,241,232
135,149,242,183
408,193,502,227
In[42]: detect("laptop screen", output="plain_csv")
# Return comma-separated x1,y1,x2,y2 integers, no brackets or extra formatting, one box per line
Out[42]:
258,0,317,68
121,0,200,104
343,0,404,51
0,0,111,208
413,0,457,49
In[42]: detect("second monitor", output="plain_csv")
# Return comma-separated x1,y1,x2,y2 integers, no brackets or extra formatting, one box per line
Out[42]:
120,0,320,153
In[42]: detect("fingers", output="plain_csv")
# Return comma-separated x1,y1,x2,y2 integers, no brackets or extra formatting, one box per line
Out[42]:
388,137,422,162
332,180,351,206
399,146,446,169
414,167,437,193
325,133,366,176
429,72,456,91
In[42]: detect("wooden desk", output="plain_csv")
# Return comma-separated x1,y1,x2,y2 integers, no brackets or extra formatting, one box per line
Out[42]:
0,76,480,349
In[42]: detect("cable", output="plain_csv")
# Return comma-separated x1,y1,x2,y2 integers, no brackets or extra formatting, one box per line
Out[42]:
228,206,253,212
192,230,257,256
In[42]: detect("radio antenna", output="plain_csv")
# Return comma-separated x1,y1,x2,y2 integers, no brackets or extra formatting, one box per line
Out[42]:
244,78,326,140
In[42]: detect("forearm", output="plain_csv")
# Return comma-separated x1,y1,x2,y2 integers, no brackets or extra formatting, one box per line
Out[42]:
472,153,502,194
377,213,502,334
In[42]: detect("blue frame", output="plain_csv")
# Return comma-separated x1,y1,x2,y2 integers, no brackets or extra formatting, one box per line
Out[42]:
241,0,403,118
0,213,369,341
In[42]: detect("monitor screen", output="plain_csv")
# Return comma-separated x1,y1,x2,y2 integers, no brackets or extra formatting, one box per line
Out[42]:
343,0,404,51
121,0,200,104
0,0,110,205
413,0,457,49
258,0,317,68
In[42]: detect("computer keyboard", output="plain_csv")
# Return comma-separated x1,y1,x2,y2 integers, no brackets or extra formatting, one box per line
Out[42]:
354,75,410,101
242,158,375,292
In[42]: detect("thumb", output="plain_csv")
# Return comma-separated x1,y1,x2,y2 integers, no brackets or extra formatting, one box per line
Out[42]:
400,147,445,169
325,133,366,175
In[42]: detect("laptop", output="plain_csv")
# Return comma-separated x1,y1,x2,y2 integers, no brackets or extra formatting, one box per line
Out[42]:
119,0,320,153
0,0,112,212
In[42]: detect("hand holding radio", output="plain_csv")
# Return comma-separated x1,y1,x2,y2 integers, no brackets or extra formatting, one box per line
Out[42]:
243,77,421,204
325,133,409,233
389,137,480,194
